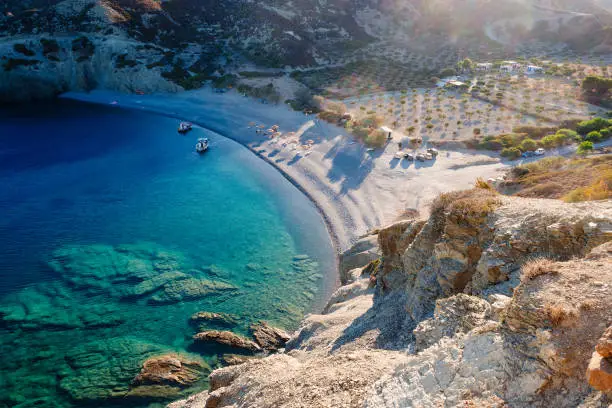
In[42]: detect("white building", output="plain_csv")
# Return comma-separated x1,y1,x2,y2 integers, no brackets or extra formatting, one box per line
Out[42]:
476,63,493,71
500,61,522,72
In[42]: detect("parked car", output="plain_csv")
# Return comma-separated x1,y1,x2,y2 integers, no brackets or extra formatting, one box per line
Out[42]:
427,148,439,157
404,152,415,161
535,148,545,156
416,153,426,161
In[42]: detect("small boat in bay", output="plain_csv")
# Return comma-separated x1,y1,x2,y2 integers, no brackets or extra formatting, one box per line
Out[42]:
196,138,209,153
178,122,193,134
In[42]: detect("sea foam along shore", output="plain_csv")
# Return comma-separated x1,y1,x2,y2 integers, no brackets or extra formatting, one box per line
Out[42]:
63,88,509,253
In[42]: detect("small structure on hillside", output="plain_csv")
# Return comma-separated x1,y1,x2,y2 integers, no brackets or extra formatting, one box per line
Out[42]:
500,61,522,72
380,126,393,140
476,63,493,71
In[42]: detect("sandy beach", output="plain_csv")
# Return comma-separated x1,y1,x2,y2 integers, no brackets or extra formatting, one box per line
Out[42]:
63,89,510,251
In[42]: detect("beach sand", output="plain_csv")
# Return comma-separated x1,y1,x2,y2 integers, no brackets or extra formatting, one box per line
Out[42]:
63,89,510,251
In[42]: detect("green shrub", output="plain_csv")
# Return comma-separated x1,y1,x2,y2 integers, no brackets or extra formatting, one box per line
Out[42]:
501,147,522,160
582,75,612,95
586,131,603,143
512,125,557,139
519,138,538,152
540,135,557,149
556,129,578,139
439,67,457,77
576,117,612,135
599,127,612,140
577,141,594,154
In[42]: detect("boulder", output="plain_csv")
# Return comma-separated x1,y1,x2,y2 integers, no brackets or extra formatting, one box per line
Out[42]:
193,331,261,352
586,351,612,392
132,354,207,388
596,326,612,358
250,322,291,351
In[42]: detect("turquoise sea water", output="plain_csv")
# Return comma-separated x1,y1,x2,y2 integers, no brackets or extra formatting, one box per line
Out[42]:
0,101,336,407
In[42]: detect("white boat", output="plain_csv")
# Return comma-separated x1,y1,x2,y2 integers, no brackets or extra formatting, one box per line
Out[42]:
196,138,209,153
178,122,193,133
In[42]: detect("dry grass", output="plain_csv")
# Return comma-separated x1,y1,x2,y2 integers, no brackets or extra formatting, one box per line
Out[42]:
507,155,612,201
474,177,493,190
520,258,558,282
545,303,579,327
563,174,611,203
431,187,502,218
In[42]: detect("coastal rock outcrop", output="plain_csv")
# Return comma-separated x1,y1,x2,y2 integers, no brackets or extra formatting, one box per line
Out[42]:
250,322,291,351
193,331,261,352
129,354,208,398
170,192,612,408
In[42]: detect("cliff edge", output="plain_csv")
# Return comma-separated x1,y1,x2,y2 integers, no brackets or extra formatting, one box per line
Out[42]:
169,190,612,407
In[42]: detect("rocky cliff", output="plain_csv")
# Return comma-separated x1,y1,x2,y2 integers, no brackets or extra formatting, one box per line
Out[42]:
169,190,612,407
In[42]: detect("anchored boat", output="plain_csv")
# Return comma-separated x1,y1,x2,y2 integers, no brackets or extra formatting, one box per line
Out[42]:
196,138,209,153
178,122,193,134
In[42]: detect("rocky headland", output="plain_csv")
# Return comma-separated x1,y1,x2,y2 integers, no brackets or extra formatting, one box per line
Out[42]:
169,190,612,407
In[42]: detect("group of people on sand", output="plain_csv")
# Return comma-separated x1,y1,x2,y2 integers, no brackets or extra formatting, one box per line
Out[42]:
246,120,319,157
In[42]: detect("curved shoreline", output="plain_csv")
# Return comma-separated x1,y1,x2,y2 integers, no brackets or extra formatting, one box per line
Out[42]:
62,88,510,258
73,98,343,255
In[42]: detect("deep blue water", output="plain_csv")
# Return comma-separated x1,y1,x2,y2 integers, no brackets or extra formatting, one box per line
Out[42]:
0,100,336,408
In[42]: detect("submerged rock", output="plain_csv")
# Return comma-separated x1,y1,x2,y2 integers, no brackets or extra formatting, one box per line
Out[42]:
193,331,261,352
190,312,239,328
149,278,238,305
0,283,123,330
250,322,291,351
46,242,238,305
60,337,167,401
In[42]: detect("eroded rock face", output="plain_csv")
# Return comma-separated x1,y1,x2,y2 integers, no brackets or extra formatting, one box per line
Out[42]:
170,196,612,408
413,294,493,352
193,331,261,352
250,322,291,351
339,234,380,284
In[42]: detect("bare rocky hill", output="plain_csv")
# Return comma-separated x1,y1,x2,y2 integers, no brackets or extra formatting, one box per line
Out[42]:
0,0,610,102
168,191,612,407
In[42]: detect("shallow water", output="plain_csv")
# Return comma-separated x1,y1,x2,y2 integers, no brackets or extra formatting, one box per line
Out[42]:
0,101,336,407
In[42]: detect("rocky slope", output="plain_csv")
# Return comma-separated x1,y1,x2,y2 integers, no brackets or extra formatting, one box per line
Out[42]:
1,0,610,102
169,191,612,407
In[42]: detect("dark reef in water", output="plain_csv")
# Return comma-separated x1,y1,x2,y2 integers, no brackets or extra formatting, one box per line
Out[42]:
0,242,322,407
